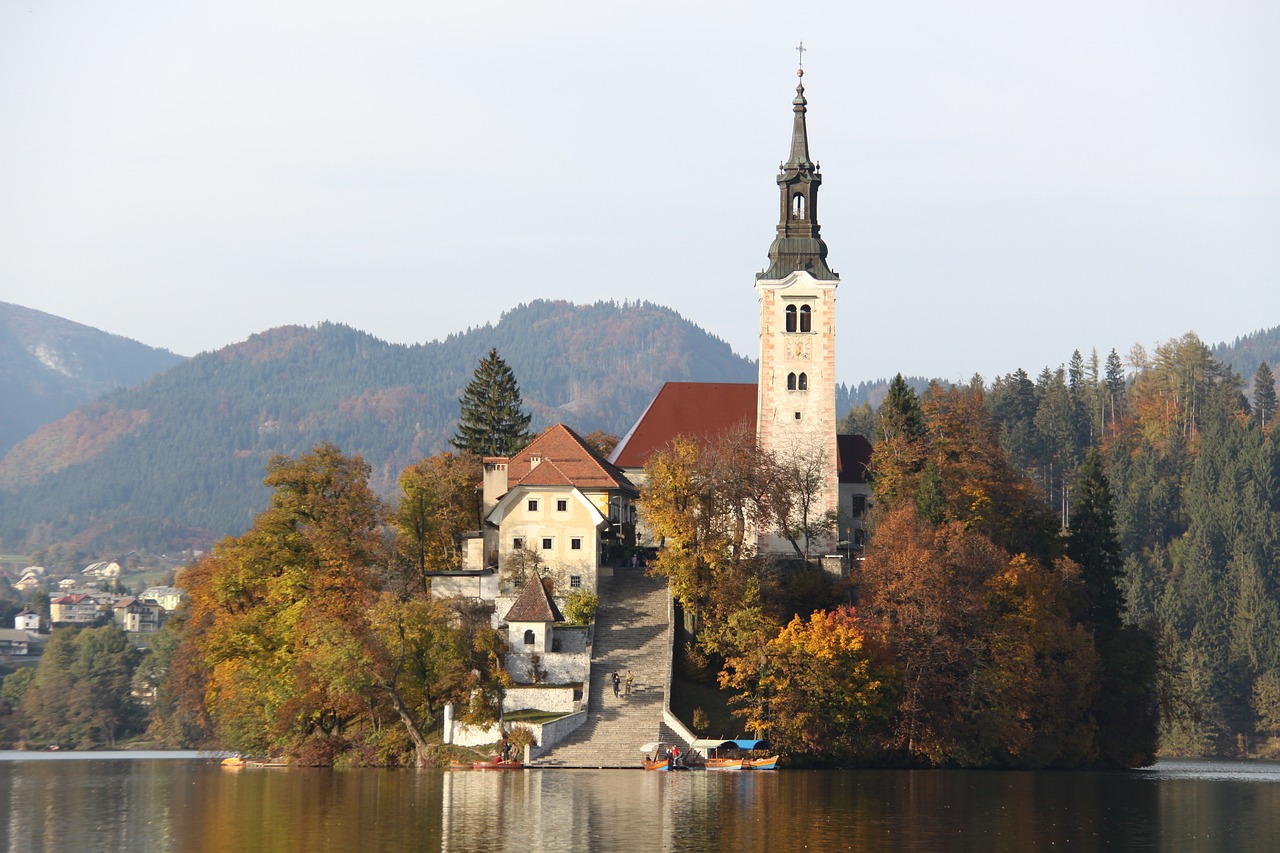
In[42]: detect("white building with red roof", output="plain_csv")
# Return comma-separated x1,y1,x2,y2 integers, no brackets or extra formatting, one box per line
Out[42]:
459,423,638,599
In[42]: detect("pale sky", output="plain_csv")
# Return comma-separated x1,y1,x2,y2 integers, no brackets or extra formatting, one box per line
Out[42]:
3,1,1277,385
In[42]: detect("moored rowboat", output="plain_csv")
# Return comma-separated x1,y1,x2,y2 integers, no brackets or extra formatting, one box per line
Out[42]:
704,757,744,771
742,755,779,770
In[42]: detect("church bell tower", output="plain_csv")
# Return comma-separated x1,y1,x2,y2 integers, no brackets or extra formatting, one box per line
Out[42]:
755,62,840,554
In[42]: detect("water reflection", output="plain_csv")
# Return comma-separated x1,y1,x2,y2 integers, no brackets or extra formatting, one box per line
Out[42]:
0,757,1277,852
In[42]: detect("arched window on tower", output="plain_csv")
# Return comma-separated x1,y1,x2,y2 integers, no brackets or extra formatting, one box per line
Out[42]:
523,629,535,645
798,372,808,391
799,304,812,333
785,304,797,333
787,373,797,390
792,193,806,219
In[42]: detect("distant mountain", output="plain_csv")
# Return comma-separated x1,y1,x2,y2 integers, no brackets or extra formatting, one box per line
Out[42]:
1212,324,1280,386
0,302,185,455
0,299,754,555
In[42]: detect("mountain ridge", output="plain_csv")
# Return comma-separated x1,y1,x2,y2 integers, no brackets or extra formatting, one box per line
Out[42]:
0,301,184,455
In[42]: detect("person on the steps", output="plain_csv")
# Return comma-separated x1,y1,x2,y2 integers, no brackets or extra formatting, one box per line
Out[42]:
625,671,634,696
612,671,621,698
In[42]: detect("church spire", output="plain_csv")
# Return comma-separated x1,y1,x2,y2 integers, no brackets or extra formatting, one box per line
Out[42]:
760,62,836,281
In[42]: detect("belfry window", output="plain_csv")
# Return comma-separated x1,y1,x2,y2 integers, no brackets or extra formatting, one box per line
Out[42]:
785,304,797,333
798,372,808,391
787,373,797,391
792,193,806,219
799,304,812,333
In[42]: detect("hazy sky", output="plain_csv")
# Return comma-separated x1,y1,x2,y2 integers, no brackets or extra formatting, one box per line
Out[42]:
3,1,1277,385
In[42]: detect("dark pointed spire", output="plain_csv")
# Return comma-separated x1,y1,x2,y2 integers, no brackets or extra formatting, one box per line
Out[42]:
760,64,837,281
786,72,814,169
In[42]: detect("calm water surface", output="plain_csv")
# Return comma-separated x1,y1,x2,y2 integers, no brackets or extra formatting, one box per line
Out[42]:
0,753,1276,852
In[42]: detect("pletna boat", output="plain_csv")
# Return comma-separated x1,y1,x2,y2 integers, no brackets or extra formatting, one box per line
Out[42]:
703,757,745,770
742,755,779,770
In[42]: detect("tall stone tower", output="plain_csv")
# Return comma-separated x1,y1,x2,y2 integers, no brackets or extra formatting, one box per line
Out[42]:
755,65,839,555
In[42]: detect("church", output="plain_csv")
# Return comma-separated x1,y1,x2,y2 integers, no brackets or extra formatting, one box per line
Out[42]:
609,65,870,564
442,63,872,757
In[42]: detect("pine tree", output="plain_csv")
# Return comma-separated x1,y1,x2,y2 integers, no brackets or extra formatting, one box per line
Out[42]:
452,348,533,457
1104,348,1126,429
1253,361,1277,430
1067,448,1125,631
877,374,925,443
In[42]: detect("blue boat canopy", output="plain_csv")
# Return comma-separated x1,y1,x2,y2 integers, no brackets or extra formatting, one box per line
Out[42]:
730,739,771,751
689,738,772,752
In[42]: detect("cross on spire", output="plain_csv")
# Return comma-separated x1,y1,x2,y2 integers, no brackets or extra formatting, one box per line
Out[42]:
795,41,805,69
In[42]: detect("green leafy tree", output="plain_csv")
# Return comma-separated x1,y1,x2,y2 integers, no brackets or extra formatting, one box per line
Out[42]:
21,625,143,748
562,590,600,625
394,451,482,595
452,348,533,457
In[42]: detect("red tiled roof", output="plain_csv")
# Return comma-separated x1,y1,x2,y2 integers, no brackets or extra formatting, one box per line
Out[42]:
837,434,872,484
503,572,565,623
507,424,636,493
609,382,758,469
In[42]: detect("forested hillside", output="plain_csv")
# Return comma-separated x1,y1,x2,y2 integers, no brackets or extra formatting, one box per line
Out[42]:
0,300,753,555
0,301,184,455
955,332,1280,756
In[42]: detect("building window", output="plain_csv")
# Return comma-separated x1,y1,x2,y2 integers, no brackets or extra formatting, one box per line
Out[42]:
571,537,582,550
795,412,801,420
798,372,808,391
792,192,806,219
787,372,797,390
542,537,553,551
853,529,867,547
523,629,535,645
785,304,797,333
556,499,568,512
800,304,812,332
513,537,524,550
570,575,582,588
527,499,539,512
851,495,867,518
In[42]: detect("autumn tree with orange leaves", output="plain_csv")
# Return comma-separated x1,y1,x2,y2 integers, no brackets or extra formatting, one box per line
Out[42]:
171,443,507,766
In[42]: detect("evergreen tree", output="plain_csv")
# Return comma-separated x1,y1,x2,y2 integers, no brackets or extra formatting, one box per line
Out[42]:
1067,449,1125,631
878,374,925,443
451,348,533,457
1253,361,1277,430
1068,448,1158,767
1104,348,1126,429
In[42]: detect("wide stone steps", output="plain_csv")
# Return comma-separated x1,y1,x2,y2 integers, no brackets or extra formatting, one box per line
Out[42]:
531,567,686,768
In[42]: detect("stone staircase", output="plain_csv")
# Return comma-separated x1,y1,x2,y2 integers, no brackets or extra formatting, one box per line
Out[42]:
531,566,688,767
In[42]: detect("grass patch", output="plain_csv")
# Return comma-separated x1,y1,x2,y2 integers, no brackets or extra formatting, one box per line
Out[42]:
504,710,567,724
670,676,741,739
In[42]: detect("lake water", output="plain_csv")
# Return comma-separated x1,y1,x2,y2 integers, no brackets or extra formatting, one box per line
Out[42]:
0,753,1277,852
